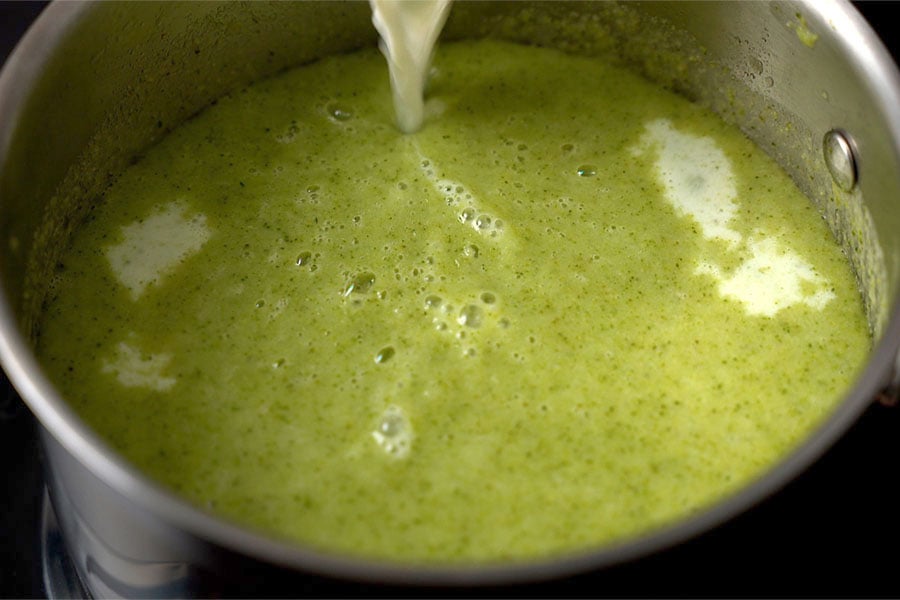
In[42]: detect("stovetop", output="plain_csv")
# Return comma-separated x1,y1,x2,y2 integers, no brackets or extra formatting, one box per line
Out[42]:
3,1,900,597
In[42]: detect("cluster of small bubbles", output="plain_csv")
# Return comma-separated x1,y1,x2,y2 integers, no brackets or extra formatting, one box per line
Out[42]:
371,405,413,458
435,178,474,206
421,288,512,360
374,346,395,364
417,154,484,212
749,57,764,76
459,207,503,237
326,103,352,122
342,272,376,297
576,165,597,177
275,122,300,143
376,290,388,300
457,304,483,329
463,244,479,259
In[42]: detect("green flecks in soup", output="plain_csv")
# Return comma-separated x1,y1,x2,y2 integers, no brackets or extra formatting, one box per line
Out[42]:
38,40,870,563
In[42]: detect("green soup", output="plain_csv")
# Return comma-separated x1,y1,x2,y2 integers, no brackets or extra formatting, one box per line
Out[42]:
37,39,870,562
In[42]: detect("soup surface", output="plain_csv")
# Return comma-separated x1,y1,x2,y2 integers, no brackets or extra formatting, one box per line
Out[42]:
38,39,870,562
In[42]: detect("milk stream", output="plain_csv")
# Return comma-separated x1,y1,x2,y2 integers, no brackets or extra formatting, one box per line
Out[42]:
370,0,452,133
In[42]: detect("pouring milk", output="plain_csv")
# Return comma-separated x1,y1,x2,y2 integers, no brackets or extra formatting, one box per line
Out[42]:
370,0,452,133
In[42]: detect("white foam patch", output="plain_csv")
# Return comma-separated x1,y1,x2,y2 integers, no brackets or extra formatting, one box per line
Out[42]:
107,201,211,300
696,237,836,317
633,119,741,246
101,341,176,391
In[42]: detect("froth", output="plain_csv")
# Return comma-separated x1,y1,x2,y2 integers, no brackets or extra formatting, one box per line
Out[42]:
418,153,510,242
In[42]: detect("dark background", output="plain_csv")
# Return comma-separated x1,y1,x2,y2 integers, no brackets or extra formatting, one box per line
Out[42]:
3,1,900,597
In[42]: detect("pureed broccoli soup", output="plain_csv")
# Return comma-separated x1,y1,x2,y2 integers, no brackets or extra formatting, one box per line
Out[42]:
36,30,870,562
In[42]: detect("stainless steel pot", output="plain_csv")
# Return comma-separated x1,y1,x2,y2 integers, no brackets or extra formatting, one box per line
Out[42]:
3,1,900,596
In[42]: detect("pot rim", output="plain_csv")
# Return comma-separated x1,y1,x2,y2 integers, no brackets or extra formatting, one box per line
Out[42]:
2,0,900,587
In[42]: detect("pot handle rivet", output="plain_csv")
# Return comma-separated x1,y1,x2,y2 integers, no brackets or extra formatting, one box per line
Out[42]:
823,129,858,192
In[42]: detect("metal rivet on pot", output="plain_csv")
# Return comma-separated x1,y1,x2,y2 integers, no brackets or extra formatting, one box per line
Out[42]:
823,129,858,192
